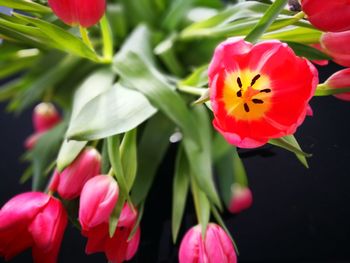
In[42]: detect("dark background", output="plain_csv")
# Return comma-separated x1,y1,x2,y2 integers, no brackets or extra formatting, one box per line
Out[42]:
1,63,350,263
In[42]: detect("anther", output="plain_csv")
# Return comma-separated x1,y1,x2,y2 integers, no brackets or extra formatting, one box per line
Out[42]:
250,74,261,86
260,88,271,93
237,77,242,88
236,90,242,97
244,103,250,112
252,99,264,104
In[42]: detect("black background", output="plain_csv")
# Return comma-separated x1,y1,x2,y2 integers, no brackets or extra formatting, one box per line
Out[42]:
1,62,350,263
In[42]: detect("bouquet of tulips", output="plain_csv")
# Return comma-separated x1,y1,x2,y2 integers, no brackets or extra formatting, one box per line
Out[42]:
1,0,350,262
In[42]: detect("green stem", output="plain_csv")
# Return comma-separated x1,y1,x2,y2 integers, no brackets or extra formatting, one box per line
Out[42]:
177,85,206,96
100,15,114,62
79,26,95,51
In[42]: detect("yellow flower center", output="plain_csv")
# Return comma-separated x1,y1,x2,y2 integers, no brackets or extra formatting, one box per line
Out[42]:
222,70,272,121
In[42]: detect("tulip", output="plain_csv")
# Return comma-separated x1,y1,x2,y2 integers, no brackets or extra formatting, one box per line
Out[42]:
33,102,61,133
49,147,101,200
228,184,253,214
79,175,119,231
321,31,350,68
48,0,106,27
208,38,318,148
324,68,350,101
301,0,350,32
0,192,67,263
81,202,140,263
179,223,237,263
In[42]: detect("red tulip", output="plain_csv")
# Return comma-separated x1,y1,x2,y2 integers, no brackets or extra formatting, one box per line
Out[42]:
321,31,350,68
228,184,253,214
324,68,350,101
49,147,101,200
48,0,106,27
33,102,61,133
301,0,350,32
208,38,318,148
81,203,140,263
179,223,237,263
79,175,119,231
0,192,67,263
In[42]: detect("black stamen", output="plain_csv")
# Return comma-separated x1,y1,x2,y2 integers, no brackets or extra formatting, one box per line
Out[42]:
236,90,242,97
260,88,271,93
244,103,250,112
237,77,242,88
252,99,264,104
250,74,261,86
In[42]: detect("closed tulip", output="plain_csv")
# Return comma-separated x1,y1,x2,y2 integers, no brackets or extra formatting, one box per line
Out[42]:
48,0,106,27
321,31,350,68
79,175,119,231
228,184,253,214
324,68,350,101
49,147,101,200
179,223,237,263
33,102,61,133
0,192,67,263
301,0,350,32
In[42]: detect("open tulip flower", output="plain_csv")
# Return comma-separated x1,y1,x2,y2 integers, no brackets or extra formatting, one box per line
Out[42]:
208,38,318,148
48,0,106,27
301,0,350,32
0,192,67,263
179,223,237,263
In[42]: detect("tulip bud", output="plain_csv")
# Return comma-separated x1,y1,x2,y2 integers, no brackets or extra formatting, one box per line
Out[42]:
33,102,61,133
49,147,101,200
0,192,67,263
301,0,350,32
179,223,237,263
228,184,253,214
79,175,119,231
48,0,106,27
321,31,350,68
24,132,43,150
324,68,350,101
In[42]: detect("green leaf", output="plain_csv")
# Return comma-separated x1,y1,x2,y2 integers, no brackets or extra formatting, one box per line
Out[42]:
56,140,87,172
67,83,156,141
107,4,128,41
245,0,288,43
269,135,312,167
101,139,111,174
212,133,232,162
216,148,235,207
162,0,195,31
109,191,126,237
0,0,51,14
30,122,66,191
14,13,100,61
172,146,190,243
183,105,222,209
180,64,208,88
315,84,350,96
128,202,144,241
262,27,322,44
286,41,331,60
0,56,34,79
131,113,174,206
120,129,138,191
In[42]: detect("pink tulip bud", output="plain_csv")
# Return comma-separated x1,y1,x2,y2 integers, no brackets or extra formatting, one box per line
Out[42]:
24,132,43,150
0,192,67,263
48,0,106,27
301,0,350,32
324,68,350,101
33,102,61,133
321,31,350,68
179,223,237,263
228,184,253,214
49,147,101,200
82,205,140,263
79,175,119,231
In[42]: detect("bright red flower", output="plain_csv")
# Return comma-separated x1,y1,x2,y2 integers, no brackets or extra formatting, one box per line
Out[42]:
324,68,350,101
208,38,318,148
0,192,67,263
228,184,253,214
179,223,237,263
49,147,101,200
301,0,350,32
48,0,106,27
321,30,350,68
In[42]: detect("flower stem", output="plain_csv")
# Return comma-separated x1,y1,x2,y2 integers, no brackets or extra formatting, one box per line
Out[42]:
79,26,95,51
177,85,206,96
100,15,113,62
